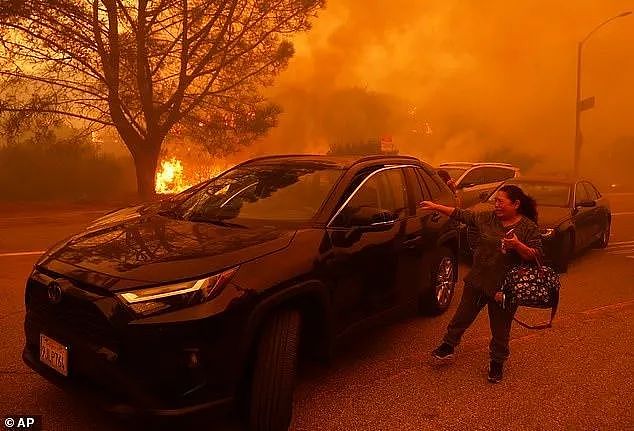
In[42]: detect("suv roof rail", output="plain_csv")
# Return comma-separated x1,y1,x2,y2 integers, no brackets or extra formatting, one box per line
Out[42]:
238,154,326,163
235,153,425,170
355,154,420,164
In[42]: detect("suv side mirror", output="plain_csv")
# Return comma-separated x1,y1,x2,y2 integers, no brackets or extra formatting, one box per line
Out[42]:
349,207,397,231
576,200,596,208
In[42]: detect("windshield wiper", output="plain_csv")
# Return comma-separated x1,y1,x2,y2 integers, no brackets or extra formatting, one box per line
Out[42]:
188,215,247,228
158,208,183,219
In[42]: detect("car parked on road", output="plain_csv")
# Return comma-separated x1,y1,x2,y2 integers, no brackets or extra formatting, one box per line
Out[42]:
438,162,520,208
463,177,611,272
23,154,459,431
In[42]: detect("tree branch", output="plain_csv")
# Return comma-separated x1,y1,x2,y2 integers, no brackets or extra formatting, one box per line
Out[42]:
1,106,113,125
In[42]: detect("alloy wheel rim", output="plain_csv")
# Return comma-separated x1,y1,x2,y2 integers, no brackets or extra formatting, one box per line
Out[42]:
435,257,455,306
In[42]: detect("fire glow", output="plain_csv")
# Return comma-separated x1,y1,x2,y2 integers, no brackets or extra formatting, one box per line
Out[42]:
155,156,233,194
156,158,190,194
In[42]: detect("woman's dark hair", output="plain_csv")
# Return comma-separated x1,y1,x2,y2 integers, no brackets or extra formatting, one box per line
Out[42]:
499,184,538,223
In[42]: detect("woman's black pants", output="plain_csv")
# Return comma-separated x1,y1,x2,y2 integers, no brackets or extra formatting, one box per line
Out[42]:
442,284,516,363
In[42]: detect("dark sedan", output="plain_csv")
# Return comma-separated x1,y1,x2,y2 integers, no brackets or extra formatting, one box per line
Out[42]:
23,154,459,431
465,177,611,272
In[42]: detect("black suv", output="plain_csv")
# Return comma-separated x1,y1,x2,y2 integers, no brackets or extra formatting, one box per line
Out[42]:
23,155,459,430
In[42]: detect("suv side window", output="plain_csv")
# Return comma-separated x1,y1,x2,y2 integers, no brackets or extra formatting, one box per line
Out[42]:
332,169,407,227
383,169,408,214
405,167,428,203
414,168,433,200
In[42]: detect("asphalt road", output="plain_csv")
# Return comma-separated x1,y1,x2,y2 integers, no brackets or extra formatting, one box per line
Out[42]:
1,196,633,431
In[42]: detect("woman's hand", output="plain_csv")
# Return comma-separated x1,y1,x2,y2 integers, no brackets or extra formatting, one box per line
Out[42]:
502,233,520,250
419,201,438,210
494,292,504,304
418,201,457,217
503,233,539,261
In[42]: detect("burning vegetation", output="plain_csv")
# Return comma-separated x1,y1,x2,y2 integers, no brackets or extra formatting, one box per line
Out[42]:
155,154,232,195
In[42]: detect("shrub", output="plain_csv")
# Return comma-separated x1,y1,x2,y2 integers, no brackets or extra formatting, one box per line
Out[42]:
0,135,136,202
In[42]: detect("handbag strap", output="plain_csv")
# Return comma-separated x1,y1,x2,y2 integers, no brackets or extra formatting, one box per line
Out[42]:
512,290,560,330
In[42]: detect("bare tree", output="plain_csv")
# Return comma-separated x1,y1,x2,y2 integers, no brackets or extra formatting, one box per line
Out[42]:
0,0,323,197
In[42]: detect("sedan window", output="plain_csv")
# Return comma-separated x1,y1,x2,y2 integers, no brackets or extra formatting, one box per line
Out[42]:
459,168,486,187
491,182,571,207
442,167,467,181
575,183,590,204
486,167,515,182
583,182,600,200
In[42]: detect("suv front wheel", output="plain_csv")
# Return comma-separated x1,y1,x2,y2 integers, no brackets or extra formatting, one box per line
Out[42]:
249,309,302,431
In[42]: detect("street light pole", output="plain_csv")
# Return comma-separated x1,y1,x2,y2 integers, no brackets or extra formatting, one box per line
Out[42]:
573,11,631,177
574,41,583,177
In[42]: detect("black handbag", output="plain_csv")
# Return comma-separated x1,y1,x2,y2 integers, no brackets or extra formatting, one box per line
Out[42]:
501,258,561,329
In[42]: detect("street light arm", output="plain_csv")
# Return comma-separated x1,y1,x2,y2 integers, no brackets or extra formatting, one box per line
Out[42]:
581,11,632,44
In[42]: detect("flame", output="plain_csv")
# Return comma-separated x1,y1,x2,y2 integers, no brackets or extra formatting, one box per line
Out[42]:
155,158,191,194
155,156,233,194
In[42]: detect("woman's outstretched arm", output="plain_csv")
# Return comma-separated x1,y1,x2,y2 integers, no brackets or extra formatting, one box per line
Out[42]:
419,201,479,227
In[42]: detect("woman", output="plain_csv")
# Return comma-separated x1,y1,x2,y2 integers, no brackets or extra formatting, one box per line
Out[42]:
420,185,543,383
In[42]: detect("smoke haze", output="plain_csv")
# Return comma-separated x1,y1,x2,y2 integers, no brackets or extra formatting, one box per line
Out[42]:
247,0,634,186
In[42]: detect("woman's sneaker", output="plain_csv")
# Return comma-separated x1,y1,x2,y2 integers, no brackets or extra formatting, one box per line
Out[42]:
488,361,503,383
431,343,454,360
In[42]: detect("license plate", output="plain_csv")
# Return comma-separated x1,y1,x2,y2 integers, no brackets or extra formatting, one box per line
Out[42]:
39,334,68,376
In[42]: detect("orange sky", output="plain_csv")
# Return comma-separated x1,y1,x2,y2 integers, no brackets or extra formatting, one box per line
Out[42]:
247,0,634,182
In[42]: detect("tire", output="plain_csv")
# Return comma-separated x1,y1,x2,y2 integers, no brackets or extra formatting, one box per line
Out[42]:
421,246,457,315
555,231,573,273
594,221,610,249
249,310,301,431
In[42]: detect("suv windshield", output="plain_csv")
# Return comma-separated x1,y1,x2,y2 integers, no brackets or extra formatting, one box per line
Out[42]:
489,182,571,207
167,163,343,223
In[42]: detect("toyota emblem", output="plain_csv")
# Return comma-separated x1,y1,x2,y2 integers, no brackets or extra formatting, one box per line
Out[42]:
47,281,63,304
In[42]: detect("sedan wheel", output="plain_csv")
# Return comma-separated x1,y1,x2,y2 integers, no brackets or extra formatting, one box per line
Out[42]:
594,222,611,249
555,231,573,273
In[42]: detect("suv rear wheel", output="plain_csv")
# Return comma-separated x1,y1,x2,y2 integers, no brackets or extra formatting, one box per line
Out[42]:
421,246,457,315
249,309,302,431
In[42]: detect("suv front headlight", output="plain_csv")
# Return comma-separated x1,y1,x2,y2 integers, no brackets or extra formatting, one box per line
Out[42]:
117,267,238,316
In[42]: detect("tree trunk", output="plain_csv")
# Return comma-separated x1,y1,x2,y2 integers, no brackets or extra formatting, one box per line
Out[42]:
132,145,161,200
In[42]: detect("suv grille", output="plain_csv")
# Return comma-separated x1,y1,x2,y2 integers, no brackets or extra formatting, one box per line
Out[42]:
26,277,120,348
